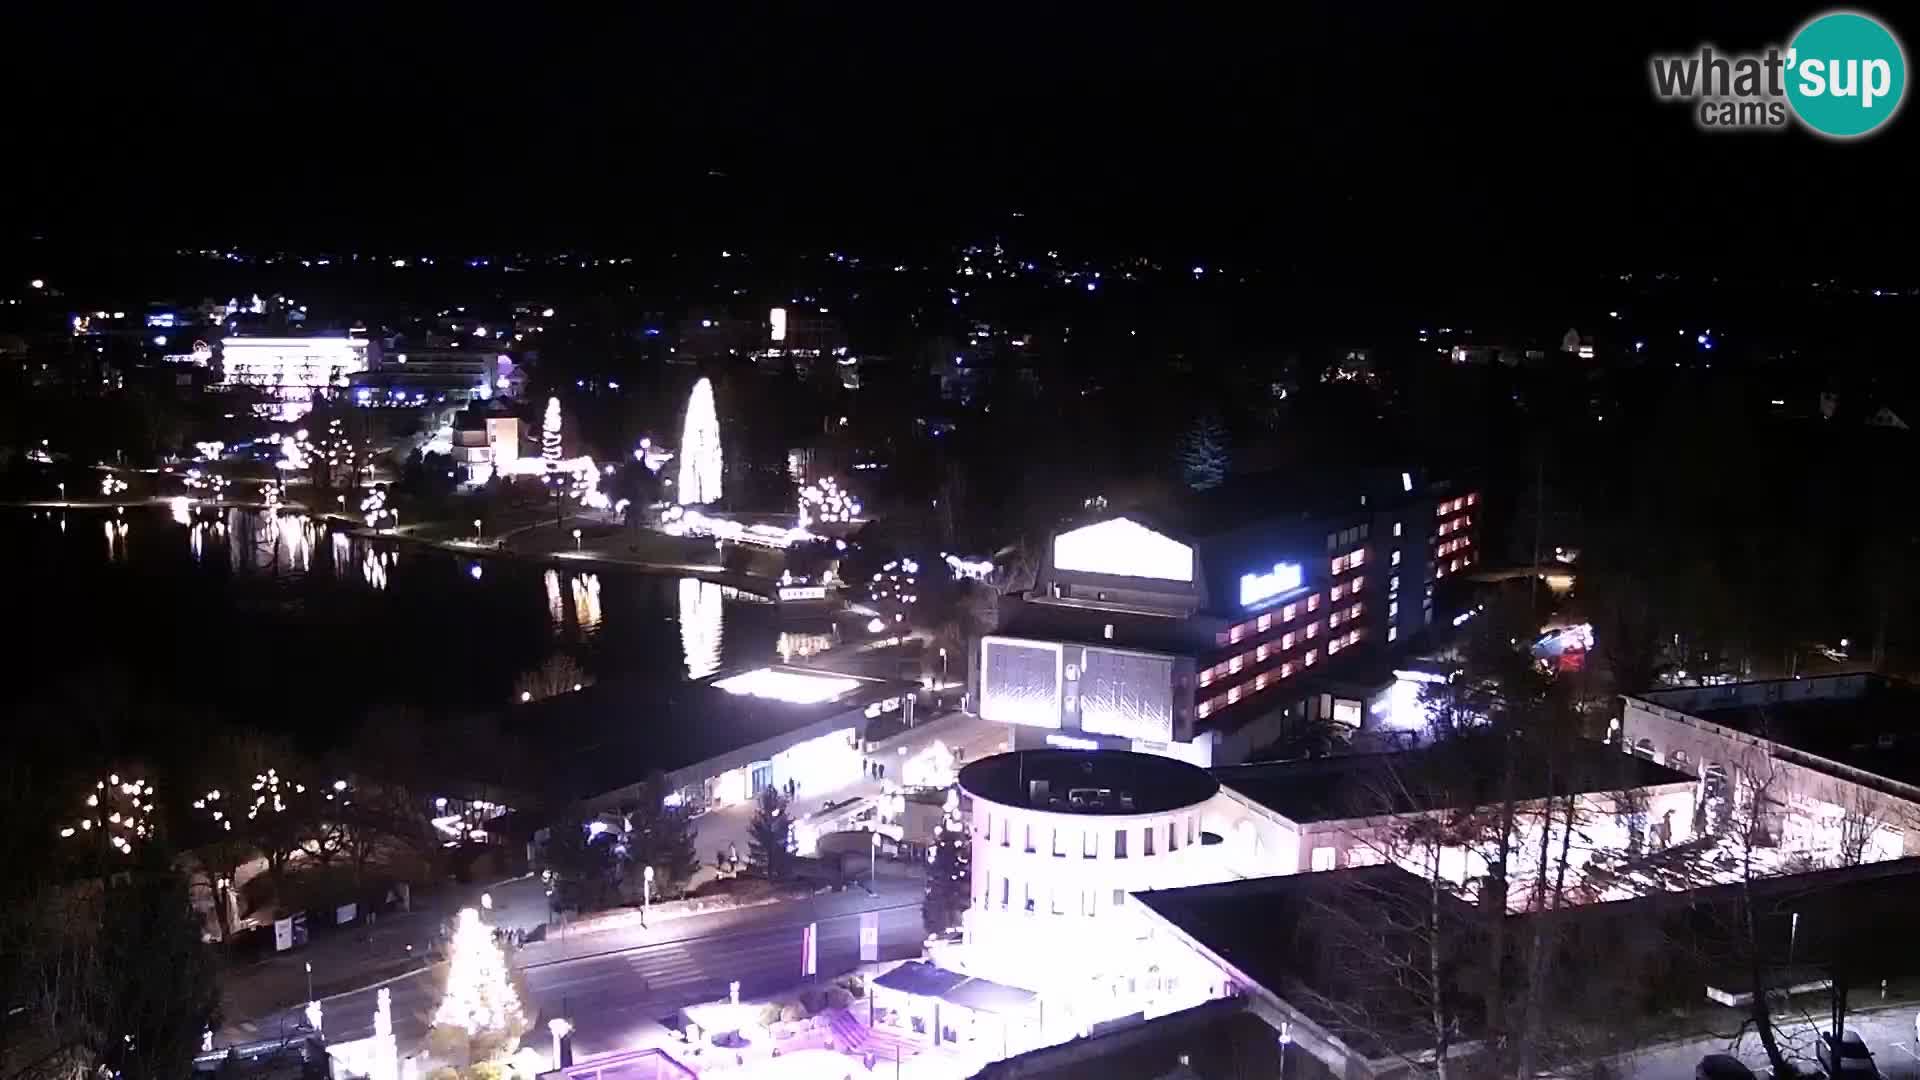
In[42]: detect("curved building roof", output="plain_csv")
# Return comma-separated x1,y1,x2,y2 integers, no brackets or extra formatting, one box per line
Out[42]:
959,749,1218,816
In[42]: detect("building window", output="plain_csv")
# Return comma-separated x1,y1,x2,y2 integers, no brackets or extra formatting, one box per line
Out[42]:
1024,824,1035,853
1393,521,1403,538
1053,828,1066,857
1306,621,1320,639
1331,555,1347,575
1304,649,1319,667
1113,888,1127,907
1084,830,1098,858
1282,603,1297,622
1000,818,1010,847
1114,829,1128,858
1024,883,1035,913
1000,877,1010,909
1143,828,1156,857
1281,661,1295,678
1350,548,1366,567
1388,626,1399,643
1189,817,1198,845
1255,644,1270,662
1391,550,1402,567
1311,846,1337,872
1332,583,1346,601
1326,532,1338,552
1389,600,1399,618
1328,637,1342,655
1256,613,1272,633
1051,889,1064,915
1351,576,1363,592
1083,889,1097,916
1390,574,1400,593
1307,594,1321,612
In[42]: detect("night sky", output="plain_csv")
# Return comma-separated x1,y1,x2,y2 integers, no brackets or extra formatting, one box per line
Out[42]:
3,5,1914,280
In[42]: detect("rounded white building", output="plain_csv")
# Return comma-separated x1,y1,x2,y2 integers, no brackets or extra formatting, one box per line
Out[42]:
959,749,1220,972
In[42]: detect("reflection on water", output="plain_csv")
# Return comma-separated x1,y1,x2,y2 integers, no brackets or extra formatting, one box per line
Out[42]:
9,506,771,710
545,569,566,630
572,573,602,635
777,629,837,663
679,577,724,679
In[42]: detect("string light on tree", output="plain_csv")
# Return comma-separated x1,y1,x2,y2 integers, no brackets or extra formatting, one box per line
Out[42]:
677,377,722,506
542,397,563,464
431,907,528,1063
59,773,158,857
797,476,861,528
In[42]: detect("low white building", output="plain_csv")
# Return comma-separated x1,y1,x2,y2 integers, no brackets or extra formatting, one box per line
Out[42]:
219,335,371,421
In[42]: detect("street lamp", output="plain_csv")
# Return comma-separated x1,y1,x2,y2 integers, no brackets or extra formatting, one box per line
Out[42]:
304,961,313,1002
938,647,948,689
642,865,654,928
1278,1021,1292,1078
547,1018,572,1070
480,892,493,920
871,831,881,888
473,518,483,541
572,527,582,551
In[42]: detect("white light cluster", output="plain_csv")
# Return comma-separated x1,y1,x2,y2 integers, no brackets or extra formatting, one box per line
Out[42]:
432,908,525,1038
677,378,723,506
99,474,128,496
712,667,861,705
660,505,814,548
59,774,157,855
942,552,994,581
797,475,861,527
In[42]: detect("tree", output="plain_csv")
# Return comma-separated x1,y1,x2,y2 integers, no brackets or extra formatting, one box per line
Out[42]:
543,818,619,913
677,378,722,505
540,397,563,464
1176,413,1228,491
746,786,793,880
91,856,223,1080
922,793,971,937
625,773,700,896
428,909,528,1067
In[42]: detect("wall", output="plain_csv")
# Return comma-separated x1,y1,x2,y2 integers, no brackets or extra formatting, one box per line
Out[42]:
1621,696,1920,860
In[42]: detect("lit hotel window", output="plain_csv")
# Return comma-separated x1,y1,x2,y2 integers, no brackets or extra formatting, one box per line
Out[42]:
1350,548,1366,567
1388,626,1398,643
1255,644,1269,662
1281,661,1295,678
1390,575,1400,593
1304,649,1318,666
1282,603,1297,622
1331,555,1347,574
1196,701,1212,719
1389,600,1399,618
1351,576,1363,592
1393,521,1403,537
1282,632,1295,649
1306,621,1319,639
1228,656,1243,674
1332,583,1346,601
1328,638,1341,655
1307,594,1321,612
1256,613,1272,633
1392,550,1402,566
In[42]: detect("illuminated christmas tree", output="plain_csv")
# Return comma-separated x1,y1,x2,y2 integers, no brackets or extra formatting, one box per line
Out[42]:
677,377,722,506
430,908,527,1065
542,397,563,463
922,789,972,937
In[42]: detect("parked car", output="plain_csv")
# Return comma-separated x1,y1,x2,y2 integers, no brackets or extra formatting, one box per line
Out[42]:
1697,1053,1757,1080
1817,1030,1878,1077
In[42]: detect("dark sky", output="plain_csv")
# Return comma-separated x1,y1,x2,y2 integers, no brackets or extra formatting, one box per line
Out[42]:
3,5,1913,275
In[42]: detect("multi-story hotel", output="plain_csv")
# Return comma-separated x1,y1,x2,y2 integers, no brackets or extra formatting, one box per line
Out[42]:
975,469,1480,767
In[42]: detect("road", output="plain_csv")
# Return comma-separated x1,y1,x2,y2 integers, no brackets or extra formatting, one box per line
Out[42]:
228,879,927,1064
1626,1003,1920,1078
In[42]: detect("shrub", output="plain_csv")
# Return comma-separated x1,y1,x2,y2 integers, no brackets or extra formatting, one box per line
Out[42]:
823,986,854,1011
780,1003,806,1023
757,1003,784,1027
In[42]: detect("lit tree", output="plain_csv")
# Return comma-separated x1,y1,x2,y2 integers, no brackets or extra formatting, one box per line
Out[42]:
428,908,528,1066
58,772,159,862
922,789,971,937
1177,413,1229,491
626,772,701,897
677,377,722,505
746,786,793,880
541,396,563,464
512,652,593,704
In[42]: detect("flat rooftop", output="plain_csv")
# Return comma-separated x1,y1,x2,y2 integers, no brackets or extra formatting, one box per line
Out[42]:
996,597,1219,656
534,665,915,799
1215,737,1691,824
1634,675,1920,791
959,749,1219,815
1133,866,1480,1061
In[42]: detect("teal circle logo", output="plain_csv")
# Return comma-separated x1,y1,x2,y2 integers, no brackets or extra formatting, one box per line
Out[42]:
1786,11,1906,138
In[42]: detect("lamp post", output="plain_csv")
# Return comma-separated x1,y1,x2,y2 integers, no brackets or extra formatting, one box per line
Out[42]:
938,647,948,690
642,865,654,928
57,481,65,505
472,518,483,542
480,892,493,922
572,527,582,552
871,831,881,889
304,961,313,1003
1278,1021,1292,1078
547,1018,572,1070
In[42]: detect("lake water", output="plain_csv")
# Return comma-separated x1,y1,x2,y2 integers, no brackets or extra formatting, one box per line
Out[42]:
0,504,781,743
